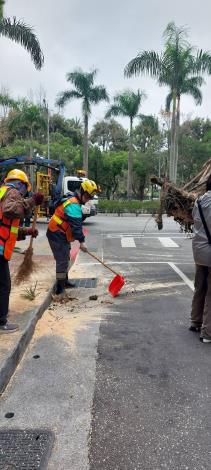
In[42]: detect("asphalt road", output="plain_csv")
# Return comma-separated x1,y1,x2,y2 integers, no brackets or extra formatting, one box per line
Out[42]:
85,216,211,470
1,215,211,470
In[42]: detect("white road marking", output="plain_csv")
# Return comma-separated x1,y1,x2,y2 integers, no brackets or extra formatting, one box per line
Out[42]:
121,237,136,248
158,237,179,248
144,253,174,257
78,261,193,266
168,262,194,291
101,233,104,262
78,261,176,265
108,236,187,239
107,232,189,238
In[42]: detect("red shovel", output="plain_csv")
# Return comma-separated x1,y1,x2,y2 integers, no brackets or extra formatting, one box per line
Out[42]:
86,249,125,297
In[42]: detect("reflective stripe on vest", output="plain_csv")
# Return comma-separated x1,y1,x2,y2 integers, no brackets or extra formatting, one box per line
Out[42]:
48,197,79,242
0,186,8,200
0,186,20,260
52,214,63,225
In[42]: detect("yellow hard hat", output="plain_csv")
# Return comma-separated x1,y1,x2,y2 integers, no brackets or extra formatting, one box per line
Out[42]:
81,179,98,197
5,169,32,191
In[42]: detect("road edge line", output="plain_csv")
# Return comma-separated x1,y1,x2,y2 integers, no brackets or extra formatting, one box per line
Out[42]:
168,262,194,291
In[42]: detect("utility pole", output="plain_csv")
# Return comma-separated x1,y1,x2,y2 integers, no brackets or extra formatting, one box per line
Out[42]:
43,99,50,159
47,110,50,159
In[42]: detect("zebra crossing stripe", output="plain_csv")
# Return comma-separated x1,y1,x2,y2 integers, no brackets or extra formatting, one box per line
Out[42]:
121,237,136,248
158,237,179,248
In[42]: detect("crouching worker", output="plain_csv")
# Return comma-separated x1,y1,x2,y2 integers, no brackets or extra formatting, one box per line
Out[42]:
47,179,99,296
0,169,44,333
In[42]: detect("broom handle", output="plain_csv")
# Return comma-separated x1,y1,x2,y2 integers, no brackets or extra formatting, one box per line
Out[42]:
86,249,119,276
29,206,39,249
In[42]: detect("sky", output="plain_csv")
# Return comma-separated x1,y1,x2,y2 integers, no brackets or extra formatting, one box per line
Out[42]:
1,0,211,129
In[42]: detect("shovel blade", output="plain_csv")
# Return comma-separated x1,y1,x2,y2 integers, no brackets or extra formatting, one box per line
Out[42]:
108,275,125,297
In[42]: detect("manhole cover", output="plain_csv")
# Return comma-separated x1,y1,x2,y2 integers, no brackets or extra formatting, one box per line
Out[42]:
71,278,98,288
0,429,54,469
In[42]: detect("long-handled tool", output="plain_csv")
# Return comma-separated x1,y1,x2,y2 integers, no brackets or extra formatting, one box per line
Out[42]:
86,249,125,297
70,228,89,263
15,206,39,285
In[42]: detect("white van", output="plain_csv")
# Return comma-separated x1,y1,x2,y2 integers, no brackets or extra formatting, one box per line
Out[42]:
63,176,98,218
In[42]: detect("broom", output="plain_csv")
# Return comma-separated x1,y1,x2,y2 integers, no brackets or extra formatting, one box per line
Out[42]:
15,206,39,285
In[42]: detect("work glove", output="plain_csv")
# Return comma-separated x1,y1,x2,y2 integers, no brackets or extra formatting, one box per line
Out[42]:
25,228,39,238
32,192,44,206
80,242,88,252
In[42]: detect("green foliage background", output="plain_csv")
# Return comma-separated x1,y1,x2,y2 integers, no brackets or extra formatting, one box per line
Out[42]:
1,100,211,200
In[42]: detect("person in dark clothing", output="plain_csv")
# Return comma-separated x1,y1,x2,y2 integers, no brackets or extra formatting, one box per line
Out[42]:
47,179,98,295
0,169,44,333
190,175,211,342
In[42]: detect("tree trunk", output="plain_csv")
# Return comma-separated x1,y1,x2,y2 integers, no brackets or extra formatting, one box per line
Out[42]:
169,92,177,182
127,117,133,199
83,113,89,176
29,126,35,190
174,95,180,183
29,126,34,161
139,183,145,200
106,187,111,199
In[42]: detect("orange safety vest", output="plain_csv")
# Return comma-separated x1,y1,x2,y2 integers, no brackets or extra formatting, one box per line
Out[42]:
48,196,80,242
0,186,20,260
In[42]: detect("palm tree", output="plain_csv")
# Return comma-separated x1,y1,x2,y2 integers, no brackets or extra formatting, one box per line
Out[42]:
0,91,18,146
105,89,146,198
8,100,46,156
125,22,211,183
56,68,109,175
0,92,17,110
0,0,44,69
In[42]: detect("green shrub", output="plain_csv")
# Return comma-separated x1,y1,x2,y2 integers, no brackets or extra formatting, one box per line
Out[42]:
98,199,160,214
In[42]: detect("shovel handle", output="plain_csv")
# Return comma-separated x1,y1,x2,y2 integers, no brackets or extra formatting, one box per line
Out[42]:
86,249,119,276
29,206,39,249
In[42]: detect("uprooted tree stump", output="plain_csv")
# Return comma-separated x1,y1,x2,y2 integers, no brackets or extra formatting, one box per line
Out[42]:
151,158,211,232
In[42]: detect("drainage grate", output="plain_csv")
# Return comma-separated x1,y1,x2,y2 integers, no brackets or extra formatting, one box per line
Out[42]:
0,429,54,469
71,278,98,288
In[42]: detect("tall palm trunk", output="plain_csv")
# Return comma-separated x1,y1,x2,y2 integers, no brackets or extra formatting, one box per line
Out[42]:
127,117,133,199
169,91,177,182
174,94,180,183
83,113,89,176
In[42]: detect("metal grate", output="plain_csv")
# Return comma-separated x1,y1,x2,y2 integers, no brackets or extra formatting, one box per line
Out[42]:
0,429,54,469
71,278,98,288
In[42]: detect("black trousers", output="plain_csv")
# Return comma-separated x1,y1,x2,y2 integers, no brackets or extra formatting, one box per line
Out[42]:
0,256,11,325
47,229,71,278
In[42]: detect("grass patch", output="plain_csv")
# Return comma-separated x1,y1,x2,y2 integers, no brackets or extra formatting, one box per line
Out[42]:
21,282,40,301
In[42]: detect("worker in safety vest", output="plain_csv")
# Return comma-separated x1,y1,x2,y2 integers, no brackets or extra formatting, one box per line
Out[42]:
47,179,99,295
0,169,44,333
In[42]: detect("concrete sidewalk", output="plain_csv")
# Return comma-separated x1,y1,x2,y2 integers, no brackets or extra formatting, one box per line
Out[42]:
0,236,56,394
0,227,116,395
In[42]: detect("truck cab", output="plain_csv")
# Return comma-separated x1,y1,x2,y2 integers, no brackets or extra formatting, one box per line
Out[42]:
63,176,98,218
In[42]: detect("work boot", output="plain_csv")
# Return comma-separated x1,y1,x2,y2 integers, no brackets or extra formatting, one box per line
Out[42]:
0,322,19,333
189,322,202,332
64,279,76,288
55,279,65,295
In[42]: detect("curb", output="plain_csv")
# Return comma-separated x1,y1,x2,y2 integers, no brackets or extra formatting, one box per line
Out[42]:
0,286,54,395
